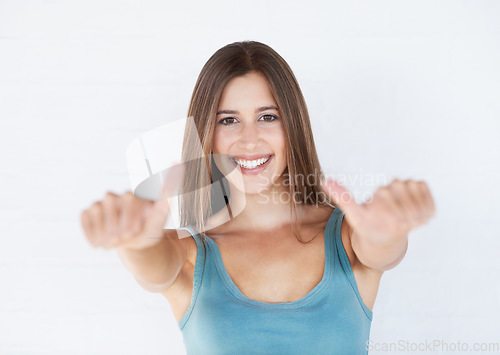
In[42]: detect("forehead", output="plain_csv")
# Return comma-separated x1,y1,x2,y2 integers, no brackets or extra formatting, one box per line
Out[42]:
218,71,277,109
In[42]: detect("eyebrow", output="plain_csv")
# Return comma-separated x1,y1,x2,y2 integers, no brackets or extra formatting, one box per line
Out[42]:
216,105,279,115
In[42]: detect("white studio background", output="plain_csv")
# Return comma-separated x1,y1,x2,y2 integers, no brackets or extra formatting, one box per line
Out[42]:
1,1,499,354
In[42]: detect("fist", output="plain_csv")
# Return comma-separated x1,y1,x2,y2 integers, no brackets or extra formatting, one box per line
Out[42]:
80,164,184,250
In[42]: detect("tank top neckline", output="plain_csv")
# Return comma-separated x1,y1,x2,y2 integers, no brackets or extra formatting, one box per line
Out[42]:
196,208,340,310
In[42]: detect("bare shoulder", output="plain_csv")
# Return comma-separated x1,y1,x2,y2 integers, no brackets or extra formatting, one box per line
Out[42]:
164,228,198,265
153,230,195,301
339,213,383,311
340,215,383,276
159,229,198,322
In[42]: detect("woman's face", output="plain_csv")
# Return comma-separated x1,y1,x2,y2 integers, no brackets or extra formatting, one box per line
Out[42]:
212,71,287,195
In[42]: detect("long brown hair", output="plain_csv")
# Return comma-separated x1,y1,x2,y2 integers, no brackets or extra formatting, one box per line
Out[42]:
178,40,336,243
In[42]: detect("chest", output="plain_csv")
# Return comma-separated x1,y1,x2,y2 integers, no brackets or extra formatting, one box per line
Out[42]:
214,233,326,303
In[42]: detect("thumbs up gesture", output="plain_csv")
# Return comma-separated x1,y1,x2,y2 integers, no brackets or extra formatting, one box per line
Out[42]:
321,178,436,269
81,163,185,251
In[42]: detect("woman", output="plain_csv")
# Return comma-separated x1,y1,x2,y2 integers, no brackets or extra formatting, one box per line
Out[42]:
81,41,435,354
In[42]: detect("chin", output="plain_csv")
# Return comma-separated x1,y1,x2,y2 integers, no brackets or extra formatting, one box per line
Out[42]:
212,153,286,193
225,177,269,195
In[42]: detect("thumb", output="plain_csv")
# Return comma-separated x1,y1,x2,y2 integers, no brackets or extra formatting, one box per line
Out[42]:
321,178,364,227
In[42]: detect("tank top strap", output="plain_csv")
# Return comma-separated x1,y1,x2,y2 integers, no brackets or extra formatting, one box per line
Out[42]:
323,207,338,270
330,208,374,320
176,226,206,329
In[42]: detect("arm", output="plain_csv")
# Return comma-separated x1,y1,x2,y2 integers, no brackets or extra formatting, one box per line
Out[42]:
349,221,408,272
116,229,189,293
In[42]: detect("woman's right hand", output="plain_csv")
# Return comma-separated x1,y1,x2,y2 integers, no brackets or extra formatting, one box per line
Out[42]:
80,164,184,251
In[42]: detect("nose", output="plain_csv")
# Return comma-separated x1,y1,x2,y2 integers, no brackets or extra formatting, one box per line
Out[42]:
239,122,259,150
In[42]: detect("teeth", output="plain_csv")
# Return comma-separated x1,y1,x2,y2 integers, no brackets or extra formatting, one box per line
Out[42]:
233,156,271,169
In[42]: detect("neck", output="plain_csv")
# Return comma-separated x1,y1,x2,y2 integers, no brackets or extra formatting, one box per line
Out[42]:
201,177,334,240
218,175,307,233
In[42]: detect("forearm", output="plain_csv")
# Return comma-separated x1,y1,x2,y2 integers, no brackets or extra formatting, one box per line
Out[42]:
116,230,186,289
350,228,409,271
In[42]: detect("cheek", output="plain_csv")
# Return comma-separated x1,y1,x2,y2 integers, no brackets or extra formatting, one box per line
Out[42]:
270,130,286,155
212,130,228,153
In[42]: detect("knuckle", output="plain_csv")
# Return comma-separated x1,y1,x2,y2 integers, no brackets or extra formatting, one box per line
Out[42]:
92,200,102,208
89,201,102,213
418,181,430,192
123,191,135,200
377,186,391,195
104,191,116,201
374,188,392,200
391,179,404,187
121,192,137,206
102,197,116,210
406,180,420,189
390,180,407,193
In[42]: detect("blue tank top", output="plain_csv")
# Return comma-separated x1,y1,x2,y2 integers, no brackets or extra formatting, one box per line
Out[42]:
177,207,373,354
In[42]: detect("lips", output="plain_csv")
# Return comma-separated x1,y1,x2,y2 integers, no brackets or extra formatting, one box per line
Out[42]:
229,154,274,174
231,154,273,160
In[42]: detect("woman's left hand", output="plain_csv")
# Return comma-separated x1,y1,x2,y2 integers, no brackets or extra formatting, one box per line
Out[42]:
320,178,436,244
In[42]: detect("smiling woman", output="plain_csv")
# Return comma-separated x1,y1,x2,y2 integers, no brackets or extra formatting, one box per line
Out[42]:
168,41,377,355
81,40,434,355
178,41,333,239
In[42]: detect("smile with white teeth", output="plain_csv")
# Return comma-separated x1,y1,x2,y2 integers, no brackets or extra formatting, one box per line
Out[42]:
232,155,272,169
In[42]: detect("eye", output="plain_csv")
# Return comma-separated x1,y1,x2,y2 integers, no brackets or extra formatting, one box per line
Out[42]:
217,114,278,126
218,117,237,126
259,114,278,122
